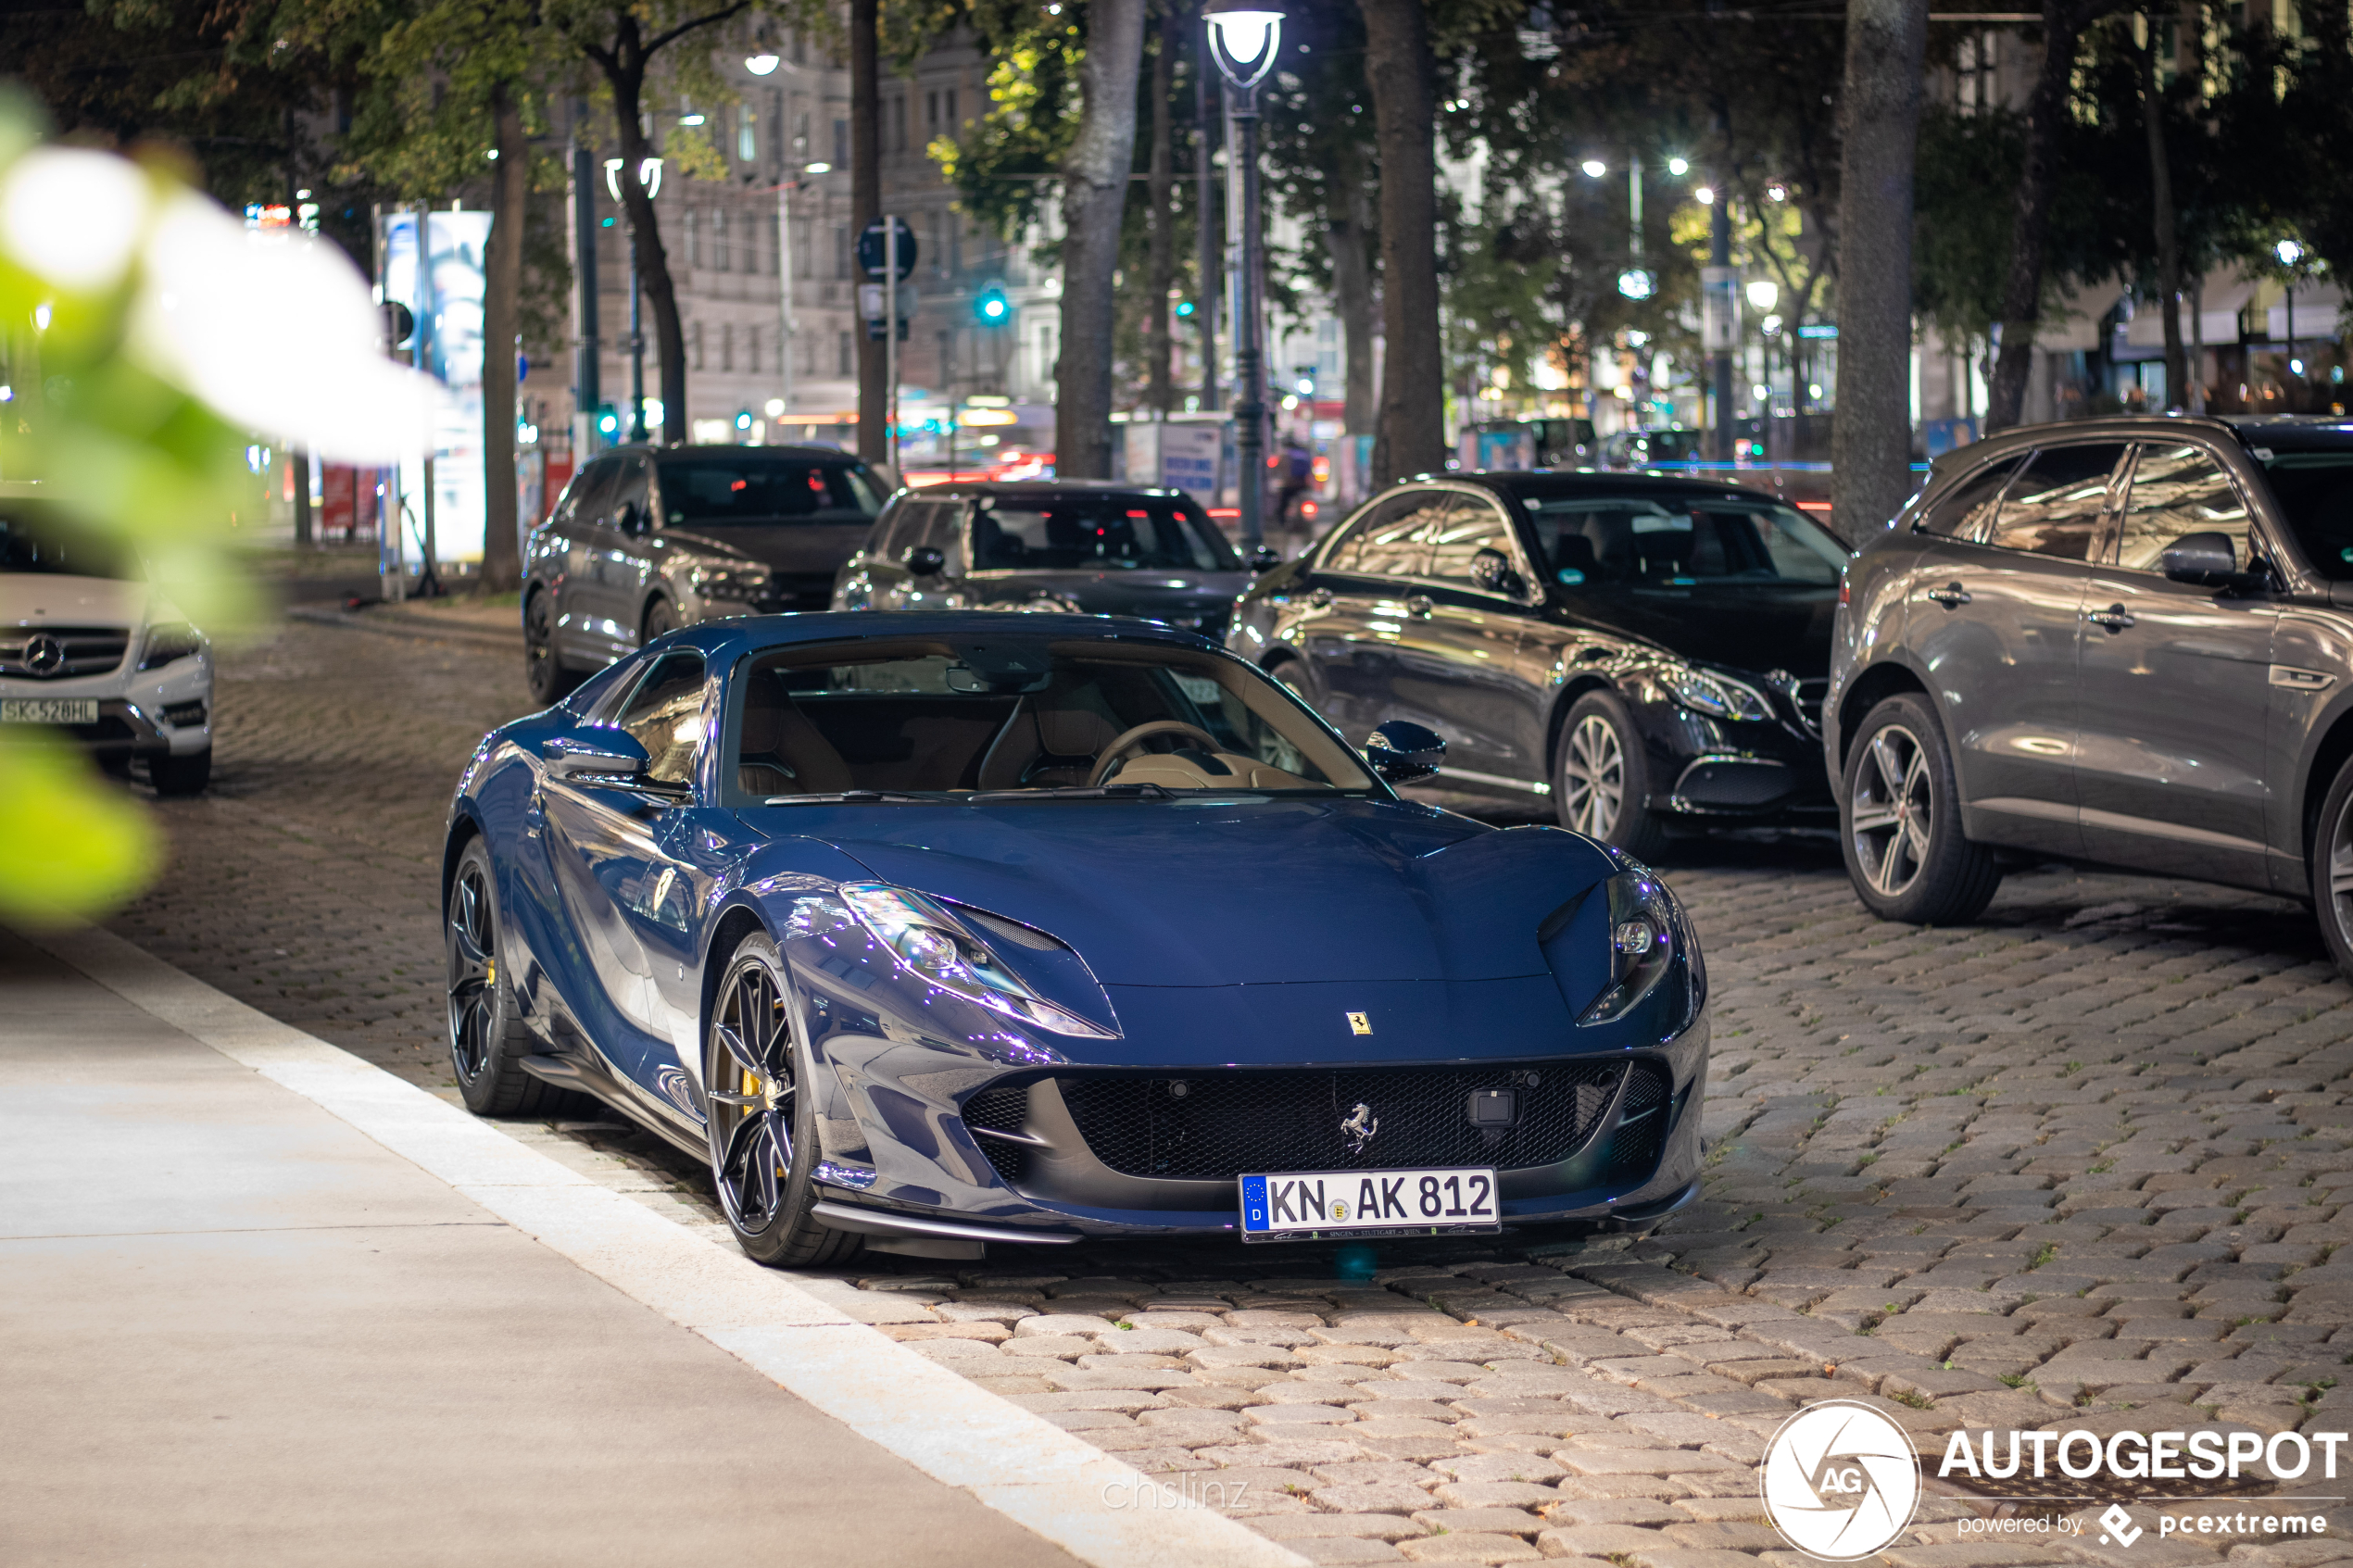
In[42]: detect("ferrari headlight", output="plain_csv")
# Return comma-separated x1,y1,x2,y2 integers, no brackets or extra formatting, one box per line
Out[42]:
691,566,772,601
1578,868,1688,1026
138,622,207,671
1662,664,1770,721
837,882,1115,1038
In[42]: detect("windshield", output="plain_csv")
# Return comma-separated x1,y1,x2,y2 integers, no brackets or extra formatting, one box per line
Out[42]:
1516,492,1847,589
725,636,1368,805
0,506,132,577
2248,434,2353,580
971,494,1239,572
657,455,885,526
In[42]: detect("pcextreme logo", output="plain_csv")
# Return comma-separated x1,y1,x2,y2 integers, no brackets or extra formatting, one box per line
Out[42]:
1761,1399,1924,1562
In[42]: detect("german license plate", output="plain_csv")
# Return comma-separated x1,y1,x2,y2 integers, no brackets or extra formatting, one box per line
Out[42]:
1,697,97,724
1239,1165,1501,1243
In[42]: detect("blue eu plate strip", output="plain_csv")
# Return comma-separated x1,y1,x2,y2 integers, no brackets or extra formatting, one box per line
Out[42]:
1240,1174,1268,1234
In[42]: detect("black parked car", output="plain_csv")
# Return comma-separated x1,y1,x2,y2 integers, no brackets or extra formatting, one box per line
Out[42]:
1229,471,1851,854
830,481,1259,640
523,444,887,701
1827,415,2353,970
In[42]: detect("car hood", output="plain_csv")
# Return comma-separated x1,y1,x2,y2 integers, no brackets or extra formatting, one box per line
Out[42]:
1547,584,1837,678
0,573,148,628
971,570,1249,615
659,524,873,573
789,797,1617,987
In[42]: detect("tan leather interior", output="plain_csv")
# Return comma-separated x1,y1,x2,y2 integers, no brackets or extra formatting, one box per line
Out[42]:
975,693,1125,789
737,678,856,797
1107,751,1317,791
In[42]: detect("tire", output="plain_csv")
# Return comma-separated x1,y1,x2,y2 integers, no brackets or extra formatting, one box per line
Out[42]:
2309,758,2353,980
1268,657,1321,716
149,746,211,797
641,598,678,646
1839,692,2002,925
1554,691,1668,859
446,837,583,1117
524,588,582,706
704,933,861,1268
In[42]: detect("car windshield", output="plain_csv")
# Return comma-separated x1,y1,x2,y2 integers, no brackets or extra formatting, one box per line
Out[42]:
1514,492,1847,589
2246,431,2353,580
656,454,885,526
725,636,1368,805
970,494,1239,572
0,505,132,577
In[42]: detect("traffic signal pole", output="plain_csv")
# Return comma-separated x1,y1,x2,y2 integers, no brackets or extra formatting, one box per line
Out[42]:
572,134,601,455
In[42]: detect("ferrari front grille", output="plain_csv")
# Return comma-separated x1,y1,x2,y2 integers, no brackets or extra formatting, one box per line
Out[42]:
1053,1060,1629,1182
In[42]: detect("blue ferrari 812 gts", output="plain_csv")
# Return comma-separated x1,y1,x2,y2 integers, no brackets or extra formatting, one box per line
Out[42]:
442,612,1707,1264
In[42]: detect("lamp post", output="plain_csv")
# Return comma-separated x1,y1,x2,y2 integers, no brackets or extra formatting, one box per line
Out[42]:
1204,1,1283,553
605,156,663,442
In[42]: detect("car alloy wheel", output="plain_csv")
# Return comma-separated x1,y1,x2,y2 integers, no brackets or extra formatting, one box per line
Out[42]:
1562,714,1625,837
523,590,578,704
701,936,859,1265
1848,723,1932,898
447,859,500,1085
2309,758,2353,980
708,957,796,1234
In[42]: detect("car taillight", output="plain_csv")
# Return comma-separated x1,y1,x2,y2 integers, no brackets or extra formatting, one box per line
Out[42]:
1838,573,1850,607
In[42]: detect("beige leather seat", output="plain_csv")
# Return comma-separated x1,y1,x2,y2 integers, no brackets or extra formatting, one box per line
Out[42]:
737,679,856,797
975,695,1124,789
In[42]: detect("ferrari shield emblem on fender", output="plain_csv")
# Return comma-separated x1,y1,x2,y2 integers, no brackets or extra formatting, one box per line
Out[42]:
1346,1011,1372,1035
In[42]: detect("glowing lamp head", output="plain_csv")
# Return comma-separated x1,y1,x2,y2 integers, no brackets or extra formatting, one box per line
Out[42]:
1204,3,1286,91
745,53,780,75
1745,279,1780,311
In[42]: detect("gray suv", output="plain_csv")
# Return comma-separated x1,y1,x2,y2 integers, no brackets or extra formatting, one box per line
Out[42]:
1828,416,2353,970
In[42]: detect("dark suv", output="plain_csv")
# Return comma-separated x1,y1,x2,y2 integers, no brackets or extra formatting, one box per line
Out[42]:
523,444,886,701
1230,471,1851,854
1828,415,2353,970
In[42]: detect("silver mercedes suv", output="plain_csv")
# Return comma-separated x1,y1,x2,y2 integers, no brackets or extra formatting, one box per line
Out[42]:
1826,415,2353,972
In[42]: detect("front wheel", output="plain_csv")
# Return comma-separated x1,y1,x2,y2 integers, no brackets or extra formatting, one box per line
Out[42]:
149,746,211,797
1554,692,1667,859
641,598,678,646
705,934,861,1268
1840,693,2001,925
2308,758,2353,979
447,838,583,1116
523,589,581,706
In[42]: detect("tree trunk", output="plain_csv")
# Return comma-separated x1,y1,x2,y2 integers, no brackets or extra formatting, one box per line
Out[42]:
1829,0,1929,534
1056,0,1146,477
605,36,687,447
1144,0,1179,416
1986,0,2112,430
851,0,886,468
481,82,526,591
1326,147,1377,437
1359,0,1443,483
2138,19,2185,409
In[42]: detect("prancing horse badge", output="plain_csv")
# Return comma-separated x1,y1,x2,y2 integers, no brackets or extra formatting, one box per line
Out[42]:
1346,1011,1372,1035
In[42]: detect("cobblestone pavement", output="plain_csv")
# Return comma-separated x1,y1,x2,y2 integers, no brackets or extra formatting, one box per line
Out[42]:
100,611,2353,1567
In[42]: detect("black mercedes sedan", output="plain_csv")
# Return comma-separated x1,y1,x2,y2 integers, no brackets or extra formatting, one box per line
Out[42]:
1228,471,1852,855
828,481,1259,642
523,444,887,702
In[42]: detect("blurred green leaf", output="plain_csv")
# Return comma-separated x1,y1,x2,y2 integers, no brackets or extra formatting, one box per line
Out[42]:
0,732,160,927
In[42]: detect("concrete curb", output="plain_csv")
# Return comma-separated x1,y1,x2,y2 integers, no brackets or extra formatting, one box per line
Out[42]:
28,922,1304,1568
284,602,520,651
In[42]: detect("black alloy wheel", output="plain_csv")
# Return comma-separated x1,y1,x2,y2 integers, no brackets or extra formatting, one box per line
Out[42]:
1555,691,1667,859
2309,757,2353,980
704,934,859,1267
149,746,212,797
1839,692,2001,925
446,838,576,1116
523,589,580,705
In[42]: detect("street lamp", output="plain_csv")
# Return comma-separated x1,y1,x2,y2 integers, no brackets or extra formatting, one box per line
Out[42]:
1745,279,1780,312
605,156,664,441
746,52,780,75
1204,0,1284,551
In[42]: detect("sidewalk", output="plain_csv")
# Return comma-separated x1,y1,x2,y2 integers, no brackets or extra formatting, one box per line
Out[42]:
0,927,1288,1568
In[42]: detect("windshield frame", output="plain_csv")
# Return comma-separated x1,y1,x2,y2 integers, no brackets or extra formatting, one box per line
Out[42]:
718,634,1381,809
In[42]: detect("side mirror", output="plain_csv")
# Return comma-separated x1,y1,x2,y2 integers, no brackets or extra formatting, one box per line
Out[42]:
614,500,648,537
542,727,652,784
2162,531,2239,587
906,545,947,577
1365,720,1445,784
1248,545,1282,575
1469,547,1524,597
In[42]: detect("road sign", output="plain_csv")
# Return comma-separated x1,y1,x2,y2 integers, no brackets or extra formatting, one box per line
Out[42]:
859,282,915,340
856,218,916,282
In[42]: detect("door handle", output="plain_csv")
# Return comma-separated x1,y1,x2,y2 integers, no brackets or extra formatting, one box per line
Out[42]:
2085,603,2136,632
1403,595,1435,619
1925,582,1971,608
1308,586,1335,608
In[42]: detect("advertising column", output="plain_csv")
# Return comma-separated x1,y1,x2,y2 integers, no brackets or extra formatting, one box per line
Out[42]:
381,208,494,574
